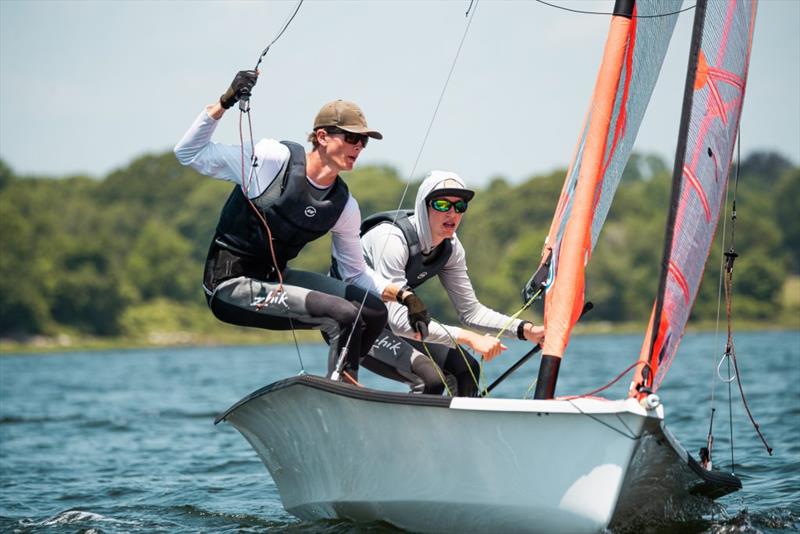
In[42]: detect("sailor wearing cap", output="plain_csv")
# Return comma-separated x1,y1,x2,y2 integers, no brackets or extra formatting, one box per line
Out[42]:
174,70,429,383
353,171,546,396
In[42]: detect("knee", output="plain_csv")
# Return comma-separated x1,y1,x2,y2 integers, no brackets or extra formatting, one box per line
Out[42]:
358,297,388,334
306,290,359,325
370,299,388,328
411,356,446,395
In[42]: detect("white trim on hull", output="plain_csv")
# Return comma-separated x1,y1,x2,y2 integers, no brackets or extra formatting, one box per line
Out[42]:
218,375,672,533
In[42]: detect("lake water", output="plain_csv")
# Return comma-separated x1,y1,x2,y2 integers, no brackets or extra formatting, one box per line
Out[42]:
1,331,798,533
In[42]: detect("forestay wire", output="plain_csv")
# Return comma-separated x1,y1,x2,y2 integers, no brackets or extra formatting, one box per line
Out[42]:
533,0,695,18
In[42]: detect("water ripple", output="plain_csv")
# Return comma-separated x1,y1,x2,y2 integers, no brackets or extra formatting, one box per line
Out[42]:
0,335,796,533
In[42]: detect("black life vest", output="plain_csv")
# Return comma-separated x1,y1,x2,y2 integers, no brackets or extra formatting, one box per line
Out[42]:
204,141,349,290
331,209,452,289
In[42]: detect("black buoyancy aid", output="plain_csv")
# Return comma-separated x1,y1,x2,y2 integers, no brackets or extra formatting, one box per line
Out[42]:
353,209,452,289
205,141,349,289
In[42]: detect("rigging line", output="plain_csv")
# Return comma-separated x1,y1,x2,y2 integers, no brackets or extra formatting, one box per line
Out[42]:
239,106,307,370
336,1,481,370
613,412,638,439
708,138,735,452
289,318,306,374
523,379,537,400
561,361,649,401
533,0,695,18
253,0,305,71
494,287,541,341
729,343,773,455
420,338,454,397
427,318,482,397
465,0,475,17
722,130,772,457
235,1,306,369
727,348,734,471
730,131,741,251
564,399,640,441
710,194,730,387
239,109,284,291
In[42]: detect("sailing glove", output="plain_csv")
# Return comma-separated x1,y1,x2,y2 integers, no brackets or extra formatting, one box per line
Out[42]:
220,70,259,109
399,290,430,339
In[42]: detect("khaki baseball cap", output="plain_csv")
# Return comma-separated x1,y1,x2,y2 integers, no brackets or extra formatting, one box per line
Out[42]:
313,100,383,140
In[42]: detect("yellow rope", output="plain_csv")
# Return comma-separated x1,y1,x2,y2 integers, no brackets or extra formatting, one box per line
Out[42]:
419,287,544,398
419,340,454,397
493,288,542,340
493,287,543,399
523,379,538,400
421,319,482,397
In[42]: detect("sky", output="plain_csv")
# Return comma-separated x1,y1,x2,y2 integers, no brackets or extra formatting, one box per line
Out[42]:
1,0,798,187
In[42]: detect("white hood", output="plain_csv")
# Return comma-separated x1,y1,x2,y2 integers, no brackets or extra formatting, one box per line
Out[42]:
412,170,473,254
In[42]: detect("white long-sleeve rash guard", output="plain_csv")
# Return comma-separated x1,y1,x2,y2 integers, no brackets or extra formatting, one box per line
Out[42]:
174,109,389,295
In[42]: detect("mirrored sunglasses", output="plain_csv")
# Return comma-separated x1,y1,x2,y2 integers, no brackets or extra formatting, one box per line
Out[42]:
429,198,469,214
324,127,369,147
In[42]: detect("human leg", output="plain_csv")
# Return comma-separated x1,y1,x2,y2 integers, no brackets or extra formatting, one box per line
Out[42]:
208,269,387,378
285,270,387,378
363,331,460,394
442,347,482,397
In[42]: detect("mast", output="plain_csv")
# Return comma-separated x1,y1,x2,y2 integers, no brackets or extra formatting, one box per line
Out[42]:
535,0,636,399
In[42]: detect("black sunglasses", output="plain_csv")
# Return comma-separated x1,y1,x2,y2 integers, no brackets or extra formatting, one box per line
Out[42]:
429,198,469,214
324,127,368,147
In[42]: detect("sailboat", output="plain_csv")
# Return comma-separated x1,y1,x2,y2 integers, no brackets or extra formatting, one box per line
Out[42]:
214,1,758,532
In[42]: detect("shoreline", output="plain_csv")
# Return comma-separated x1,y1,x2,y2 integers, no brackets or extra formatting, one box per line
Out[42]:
2,319,796,355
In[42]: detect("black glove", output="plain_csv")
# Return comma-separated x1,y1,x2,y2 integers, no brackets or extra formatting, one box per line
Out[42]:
399,290,430,339
220,70,258,109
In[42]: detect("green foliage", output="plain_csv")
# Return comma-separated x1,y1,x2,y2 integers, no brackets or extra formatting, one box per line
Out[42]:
738,151,794,186
773,168,800,271
0,150,796,341
50,250,131,335
126,220,197,302
0,159,14,190
620,153,670,183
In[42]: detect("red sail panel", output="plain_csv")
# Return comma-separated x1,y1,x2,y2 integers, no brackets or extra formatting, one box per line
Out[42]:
631,0,757,397
542,0,681,360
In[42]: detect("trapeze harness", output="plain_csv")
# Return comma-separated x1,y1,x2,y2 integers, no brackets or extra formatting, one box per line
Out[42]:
202,140,387,379
204,141,349,294
332,210,480,395
330,209,452,288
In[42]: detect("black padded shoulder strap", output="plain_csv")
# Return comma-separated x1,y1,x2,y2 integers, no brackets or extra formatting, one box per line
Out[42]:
361,209,417,246
360,209,450,288
280,140,306,194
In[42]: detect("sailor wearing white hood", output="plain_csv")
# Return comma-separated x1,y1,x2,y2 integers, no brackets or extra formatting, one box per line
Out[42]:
357,171,545,396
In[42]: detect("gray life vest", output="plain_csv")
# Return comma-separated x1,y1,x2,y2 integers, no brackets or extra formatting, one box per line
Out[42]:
331,209,452,289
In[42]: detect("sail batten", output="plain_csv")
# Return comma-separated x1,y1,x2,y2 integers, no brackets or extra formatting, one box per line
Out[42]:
632,0,758,396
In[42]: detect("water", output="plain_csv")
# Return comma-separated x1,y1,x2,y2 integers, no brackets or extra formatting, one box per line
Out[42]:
1,331,798,533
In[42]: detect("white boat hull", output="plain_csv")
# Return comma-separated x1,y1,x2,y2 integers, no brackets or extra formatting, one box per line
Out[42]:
215,375,733,533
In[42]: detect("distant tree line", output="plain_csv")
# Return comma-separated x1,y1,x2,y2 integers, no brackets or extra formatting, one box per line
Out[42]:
0,150,797,340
